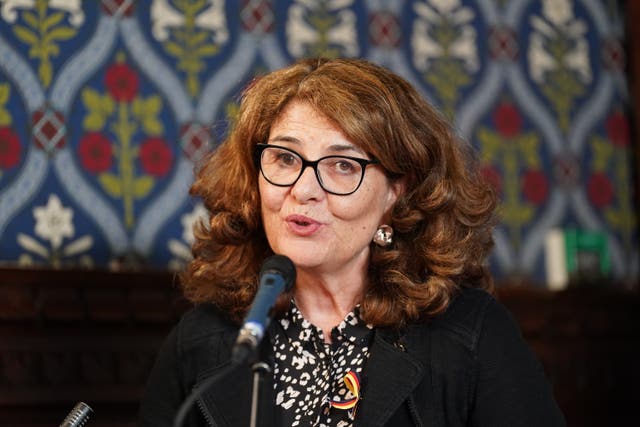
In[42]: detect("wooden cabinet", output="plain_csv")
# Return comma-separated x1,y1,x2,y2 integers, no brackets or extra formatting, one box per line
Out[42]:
0,268,186,427
497,286,640,427
0,268,637,426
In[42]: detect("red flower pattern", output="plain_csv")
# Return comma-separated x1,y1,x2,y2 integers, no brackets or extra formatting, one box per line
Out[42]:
105,62,139,102
78,132,113,173
521,170,548,205
493,101,522,138
605,111,630,147
587,173,614,207
0,127,21,169
140,137,173,177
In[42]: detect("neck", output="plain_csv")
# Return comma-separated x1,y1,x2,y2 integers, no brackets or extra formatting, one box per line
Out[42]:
293,268,366,343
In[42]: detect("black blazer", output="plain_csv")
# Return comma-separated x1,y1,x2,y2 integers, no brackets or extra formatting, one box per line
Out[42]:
139,288,565,427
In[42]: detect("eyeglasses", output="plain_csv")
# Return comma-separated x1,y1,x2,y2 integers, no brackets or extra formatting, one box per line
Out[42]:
254,143,379,196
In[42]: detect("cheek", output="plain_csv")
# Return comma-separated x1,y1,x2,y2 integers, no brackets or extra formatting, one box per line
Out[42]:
259,178,281,212
331,185,387,226
259,179,288,238
259,181,277,244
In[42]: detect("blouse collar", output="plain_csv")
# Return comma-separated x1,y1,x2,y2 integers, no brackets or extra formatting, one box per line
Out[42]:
278,300,373,348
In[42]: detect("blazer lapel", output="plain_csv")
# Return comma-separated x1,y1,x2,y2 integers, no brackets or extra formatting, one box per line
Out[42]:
356,328,427,426
196,331,278,427
196,361,254,427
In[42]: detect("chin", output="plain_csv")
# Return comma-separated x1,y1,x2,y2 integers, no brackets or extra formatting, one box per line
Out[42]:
279,252,319,269
274,247,324,270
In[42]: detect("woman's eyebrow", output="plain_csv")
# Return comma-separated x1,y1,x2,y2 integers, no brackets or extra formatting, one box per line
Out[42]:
328,143,366,156
266,137,366,157
268,135,301,144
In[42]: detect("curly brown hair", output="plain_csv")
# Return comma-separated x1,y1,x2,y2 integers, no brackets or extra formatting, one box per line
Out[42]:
181,57,496,328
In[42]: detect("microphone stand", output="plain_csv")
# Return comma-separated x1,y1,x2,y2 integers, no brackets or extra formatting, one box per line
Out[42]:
249,361,271,427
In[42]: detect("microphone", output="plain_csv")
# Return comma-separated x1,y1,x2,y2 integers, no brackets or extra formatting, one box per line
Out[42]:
59,401,92,427
232,254,296,364
172,255,295,427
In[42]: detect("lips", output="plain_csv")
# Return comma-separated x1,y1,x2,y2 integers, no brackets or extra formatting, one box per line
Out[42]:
285,214,322,236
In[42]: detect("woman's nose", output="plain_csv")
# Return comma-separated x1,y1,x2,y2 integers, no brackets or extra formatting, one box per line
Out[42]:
290,165,324,201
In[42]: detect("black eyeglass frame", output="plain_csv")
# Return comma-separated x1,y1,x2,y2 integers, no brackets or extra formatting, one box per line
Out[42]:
254,143,380,196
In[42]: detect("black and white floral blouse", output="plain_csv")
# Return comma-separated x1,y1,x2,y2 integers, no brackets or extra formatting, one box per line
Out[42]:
272,302,373,426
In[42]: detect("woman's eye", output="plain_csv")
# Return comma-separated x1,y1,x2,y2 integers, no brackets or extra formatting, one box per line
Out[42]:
334,159,358,173
276,152,297,165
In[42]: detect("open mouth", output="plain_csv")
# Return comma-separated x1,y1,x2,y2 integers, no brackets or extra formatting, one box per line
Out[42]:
286,215,320,235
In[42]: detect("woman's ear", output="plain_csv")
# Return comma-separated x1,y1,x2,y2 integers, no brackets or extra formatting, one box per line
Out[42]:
384,177,406,214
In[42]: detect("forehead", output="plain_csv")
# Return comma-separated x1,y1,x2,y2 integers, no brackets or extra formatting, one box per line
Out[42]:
272,101,334,131
269,101,367,155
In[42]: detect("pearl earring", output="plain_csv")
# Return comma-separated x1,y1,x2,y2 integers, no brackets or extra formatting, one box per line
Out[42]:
373,224,393,247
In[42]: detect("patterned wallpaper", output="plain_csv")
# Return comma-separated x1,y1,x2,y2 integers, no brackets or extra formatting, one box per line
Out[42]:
0,0,636,287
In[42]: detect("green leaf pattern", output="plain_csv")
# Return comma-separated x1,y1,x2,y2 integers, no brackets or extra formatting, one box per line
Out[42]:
590,136,636,252
154,0,227,98
9,0,81,88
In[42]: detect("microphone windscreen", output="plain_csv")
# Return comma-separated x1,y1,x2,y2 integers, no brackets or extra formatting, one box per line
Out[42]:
260,254,296,291
59,401,92,427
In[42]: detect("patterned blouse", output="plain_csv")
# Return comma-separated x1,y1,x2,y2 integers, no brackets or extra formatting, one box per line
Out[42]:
272,302,373,426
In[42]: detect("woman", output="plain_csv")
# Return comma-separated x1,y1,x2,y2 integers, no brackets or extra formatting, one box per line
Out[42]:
139,58,565,426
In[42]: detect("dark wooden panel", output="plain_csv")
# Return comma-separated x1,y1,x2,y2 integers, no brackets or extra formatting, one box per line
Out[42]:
497,286,640,427
0,267,638,426
0,268,187,427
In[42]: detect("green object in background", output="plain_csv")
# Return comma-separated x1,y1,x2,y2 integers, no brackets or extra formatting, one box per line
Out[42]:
564,228,611,284
544,228,611,290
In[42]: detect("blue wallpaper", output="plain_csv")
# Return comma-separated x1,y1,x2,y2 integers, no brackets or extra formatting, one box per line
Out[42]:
0,0,636,287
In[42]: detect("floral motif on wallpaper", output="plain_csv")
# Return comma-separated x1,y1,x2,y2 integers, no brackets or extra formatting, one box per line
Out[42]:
587,110,636,253
411,0,479,119
16,194,93,268
167,202,207,271
151,0,229,97
0,0,636,285
78,53,173,229
528,0,591,133
287,0,359,58
477,99,547,251
2,0,84,88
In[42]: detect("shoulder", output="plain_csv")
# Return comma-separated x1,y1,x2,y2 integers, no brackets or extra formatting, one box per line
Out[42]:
173,303,238,352
428,287,516,353
180,303,236,331
436,287,495,325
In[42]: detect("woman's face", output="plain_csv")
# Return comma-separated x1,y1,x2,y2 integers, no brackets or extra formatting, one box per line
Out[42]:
259,101,402,277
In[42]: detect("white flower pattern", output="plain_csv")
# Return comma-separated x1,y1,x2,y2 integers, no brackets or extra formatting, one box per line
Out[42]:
1,0,84,25
167,203,208,270
528,0,591,84
412,0,478,72
150,0,228,44
286,0,359,58
16,194,93,267
33,194,74,250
